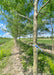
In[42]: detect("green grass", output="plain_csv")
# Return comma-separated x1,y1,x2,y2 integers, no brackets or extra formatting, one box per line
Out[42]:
0,39,14,73
0,40,14,50
20,38,54,74
18,41,33,71
21,38,54,50
38,39,54,45
21,38,54,45
0,49,11,60
0,37,11,45
0,38,54,74
0,57,9,72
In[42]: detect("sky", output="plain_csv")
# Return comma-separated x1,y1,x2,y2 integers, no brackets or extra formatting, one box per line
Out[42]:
0,1,54,38
0,10,54,38
0,15,13,38
0,19,53,38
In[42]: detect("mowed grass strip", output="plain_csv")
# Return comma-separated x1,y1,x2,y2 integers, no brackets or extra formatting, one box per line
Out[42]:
21,38,54,45
38,39,54,45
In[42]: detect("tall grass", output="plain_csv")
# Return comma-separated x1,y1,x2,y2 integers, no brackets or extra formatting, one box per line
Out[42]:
0,49,11,60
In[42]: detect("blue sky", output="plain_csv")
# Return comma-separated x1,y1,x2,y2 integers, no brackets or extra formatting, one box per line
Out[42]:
0,12,54,38
0,19,53,38
0,0,54,38
0,15,13,38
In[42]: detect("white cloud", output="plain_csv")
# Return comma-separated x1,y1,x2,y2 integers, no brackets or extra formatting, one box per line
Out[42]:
3,32,13,38
0,23,7,31
0,23,3,27
0,23,12,38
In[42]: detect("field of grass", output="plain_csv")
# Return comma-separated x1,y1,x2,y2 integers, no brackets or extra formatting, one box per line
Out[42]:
0,38,54,74
0,38,14,73
0,37,12,45
38,39,54,45
20,38,54,74
21,38,54,45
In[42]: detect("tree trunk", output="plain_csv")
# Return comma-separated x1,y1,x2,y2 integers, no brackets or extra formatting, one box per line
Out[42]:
33,0,38,75
14,38,18,50
30,34,31,40
50,18,54,51
18,32,21,50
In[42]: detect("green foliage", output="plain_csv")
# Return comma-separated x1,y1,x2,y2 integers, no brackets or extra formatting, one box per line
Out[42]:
0,39,14,60
6,15,19,38
18,40,33,70
22,60,27,71
47,57,54,74
21,38,54,73
0,49,11,60
0,0,54,74
0,57,9,72
24,23,33,35
0,39,14,73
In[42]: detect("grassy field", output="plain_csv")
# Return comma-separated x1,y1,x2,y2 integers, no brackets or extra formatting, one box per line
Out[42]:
21,38,54,45
20,38,54,74
0,37,12,45
0,38,14,73
0,38,54,74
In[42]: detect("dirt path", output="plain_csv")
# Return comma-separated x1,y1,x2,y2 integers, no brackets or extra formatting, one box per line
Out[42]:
1,47,25,75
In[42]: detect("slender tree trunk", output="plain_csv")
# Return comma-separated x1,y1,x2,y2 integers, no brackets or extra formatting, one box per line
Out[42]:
50,18,54,51
30,34,31,40
14,37,18,50
33,0,38,75
18,31,21,50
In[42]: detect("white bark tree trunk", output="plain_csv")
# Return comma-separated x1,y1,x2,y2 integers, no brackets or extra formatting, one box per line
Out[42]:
33,0,38,75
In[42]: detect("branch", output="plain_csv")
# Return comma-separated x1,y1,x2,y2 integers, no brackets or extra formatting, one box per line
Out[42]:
4,2,32,21
38,0,50,14
17,13,31,21
30,0,33,3
43,48,54,55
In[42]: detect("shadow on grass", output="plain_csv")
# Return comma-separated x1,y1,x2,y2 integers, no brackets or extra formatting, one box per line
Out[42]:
23,40,52,50
38,43,52,50
17,40,33,71
17,40,54,72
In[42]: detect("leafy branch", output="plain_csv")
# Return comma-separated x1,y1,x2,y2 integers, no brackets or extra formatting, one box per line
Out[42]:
38,0,50,14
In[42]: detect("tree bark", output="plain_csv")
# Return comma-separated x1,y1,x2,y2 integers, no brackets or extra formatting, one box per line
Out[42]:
14,38,18,50
18,31,21,50
50,18,54,51
33,0,38,75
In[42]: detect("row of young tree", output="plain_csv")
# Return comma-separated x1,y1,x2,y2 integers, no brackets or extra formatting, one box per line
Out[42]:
0,0,54,75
